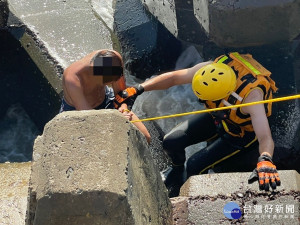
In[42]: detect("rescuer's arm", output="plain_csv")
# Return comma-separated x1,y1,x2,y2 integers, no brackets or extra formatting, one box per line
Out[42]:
243,89,274,156
113,61,213,108
141,61,213,91
243,89,280,191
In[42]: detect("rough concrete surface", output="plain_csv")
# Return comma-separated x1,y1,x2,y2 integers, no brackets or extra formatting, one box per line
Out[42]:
114,0,182,79
143,0,300,47
193,0,300,47
142,0,207,45
180,170,300,197
172,195,299,225
28,110,172,225
0,162,31,225
142,0,177,37
171,170,300,225
7,0,115,95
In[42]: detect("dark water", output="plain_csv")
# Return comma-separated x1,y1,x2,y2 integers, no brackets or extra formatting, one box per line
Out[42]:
0,103,39,162
0,30,61,162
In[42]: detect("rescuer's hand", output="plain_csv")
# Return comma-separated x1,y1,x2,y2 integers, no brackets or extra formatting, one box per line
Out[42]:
114,84,144,109
248,154,281,191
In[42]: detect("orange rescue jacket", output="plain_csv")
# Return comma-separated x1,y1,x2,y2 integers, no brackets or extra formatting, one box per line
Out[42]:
203,52,278,138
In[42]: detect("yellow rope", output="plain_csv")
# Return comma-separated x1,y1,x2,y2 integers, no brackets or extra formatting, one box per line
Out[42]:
131,94,300,123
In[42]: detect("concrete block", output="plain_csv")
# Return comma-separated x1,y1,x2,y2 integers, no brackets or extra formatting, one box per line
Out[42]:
170,197,188,224
180,170,300,197
0,162,31,225
7,0,114,95
142,0,207,45
173,170,300,224
194,0,300,47
172,194,300,225
142,0,178,36
28,110,172,225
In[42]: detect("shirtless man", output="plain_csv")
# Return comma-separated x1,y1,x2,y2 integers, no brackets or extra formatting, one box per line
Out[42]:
60,49,150,143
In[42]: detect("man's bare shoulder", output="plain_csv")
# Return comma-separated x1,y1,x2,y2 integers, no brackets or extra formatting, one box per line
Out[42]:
64,51,100,78
63,60,85,77
81,50,101,63
65,50,102,72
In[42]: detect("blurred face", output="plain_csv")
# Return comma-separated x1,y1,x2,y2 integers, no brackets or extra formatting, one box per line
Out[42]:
91,50,124,82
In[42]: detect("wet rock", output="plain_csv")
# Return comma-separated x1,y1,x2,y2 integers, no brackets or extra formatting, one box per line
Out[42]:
0,0,8,28
114,0,182,79
142,120,172,171
143,0,300,48
195,0,300,47
142,0,208,45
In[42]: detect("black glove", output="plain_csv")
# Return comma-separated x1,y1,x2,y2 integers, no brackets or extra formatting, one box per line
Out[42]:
113,84,144,109
248,154,281,191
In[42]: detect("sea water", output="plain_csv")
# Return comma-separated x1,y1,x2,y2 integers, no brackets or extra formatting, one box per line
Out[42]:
0,103,39,163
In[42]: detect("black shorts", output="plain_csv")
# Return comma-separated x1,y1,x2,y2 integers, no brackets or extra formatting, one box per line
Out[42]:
59,86,115,113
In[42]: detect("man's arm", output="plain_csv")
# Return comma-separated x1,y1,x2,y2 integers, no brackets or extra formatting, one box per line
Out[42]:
243,89,280,191
63,62,92,110
131,113,151,144
118,104,151,143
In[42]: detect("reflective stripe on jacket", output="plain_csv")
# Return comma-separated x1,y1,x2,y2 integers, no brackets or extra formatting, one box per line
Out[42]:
203,52,278,137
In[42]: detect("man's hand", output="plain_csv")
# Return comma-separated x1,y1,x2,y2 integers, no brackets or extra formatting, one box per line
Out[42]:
114,84,144,109
118,104,133,121
121,109,133,121
248,154,281,191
